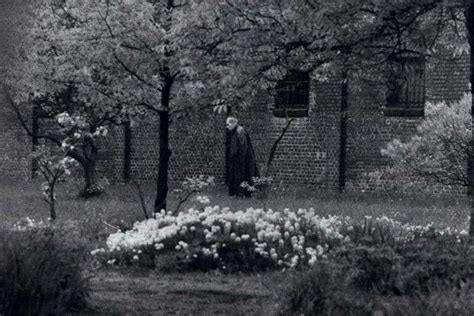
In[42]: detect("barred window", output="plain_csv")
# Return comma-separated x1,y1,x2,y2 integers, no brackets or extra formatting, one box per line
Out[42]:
273,71,310,118
385,55,425,117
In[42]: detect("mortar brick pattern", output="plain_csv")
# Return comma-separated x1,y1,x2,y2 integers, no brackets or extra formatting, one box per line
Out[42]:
0,92,31,180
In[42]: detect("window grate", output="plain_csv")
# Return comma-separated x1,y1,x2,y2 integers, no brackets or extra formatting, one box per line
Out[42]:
273,71,310,118
385,56,425,117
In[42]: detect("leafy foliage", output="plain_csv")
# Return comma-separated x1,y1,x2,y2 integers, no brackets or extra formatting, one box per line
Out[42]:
279,234,474,315
0,224,89,315
377,93,471,188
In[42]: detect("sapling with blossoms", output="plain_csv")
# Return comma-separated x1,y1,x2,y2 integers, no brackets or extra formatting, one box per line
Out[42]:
173,175,215,214
31,146,77,221
56,112,109,197
240,176,273,199
5,88,115,198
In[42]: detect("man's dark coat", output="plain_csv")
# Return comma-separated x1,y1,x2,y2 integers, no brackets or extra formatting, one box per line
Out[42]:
227,125,259,197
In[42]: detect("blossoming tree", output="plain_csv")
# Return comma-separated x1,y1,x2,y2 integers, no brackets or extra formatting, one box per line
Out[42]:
4,0,240,208
5,86,114,197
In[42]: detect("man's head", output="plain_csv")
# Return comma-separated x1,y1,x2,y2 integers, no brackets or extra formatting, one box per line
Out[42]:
226,116,238,131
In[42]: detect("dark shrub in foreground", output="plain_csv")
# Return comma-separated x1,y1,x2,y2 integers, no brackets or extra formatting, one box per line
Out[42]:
279,237,474,315
0,226,89,315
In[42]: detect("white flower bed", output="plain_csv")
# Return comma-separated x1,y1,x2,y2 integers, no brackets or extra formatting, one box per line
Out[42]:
98,200,469,271
103,205,349,270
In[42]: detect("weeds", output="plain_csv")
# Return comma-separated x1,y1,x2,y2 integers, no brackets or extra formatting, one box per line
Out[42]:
0,225,90,315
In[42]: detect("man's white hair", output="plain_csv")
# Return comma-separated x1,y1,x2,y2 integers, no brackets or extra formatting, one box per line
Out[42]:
226,116,238,124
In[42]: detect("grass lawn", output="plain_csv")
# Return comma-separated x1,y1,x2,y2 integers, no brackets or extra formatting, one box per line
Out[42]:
0,176,471,314
0,176,469,231
88,270,280,315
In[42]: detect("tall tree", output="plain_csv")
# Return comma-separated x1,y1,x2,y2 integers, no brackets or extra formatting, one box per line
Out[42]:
465,0,474,237
194,0,451,99
5,0,240,211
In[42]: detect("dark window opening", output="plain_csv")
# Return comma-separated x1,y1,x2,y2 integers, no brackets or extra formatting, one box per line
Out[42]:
273,71,310,118
384,55,425,117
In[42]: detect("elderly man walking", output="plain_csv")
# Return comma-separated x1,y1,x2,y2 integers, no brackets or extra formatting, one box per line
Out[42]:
225,116,259,197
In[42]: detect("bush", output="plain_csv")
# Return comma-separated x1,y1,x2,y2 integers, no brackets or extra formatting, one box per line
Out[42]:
97,204,349,272
279,262,372,315
80,183,105,198
377,93,471,190
279,237,474,315
0,224,90,315
96,202,468,272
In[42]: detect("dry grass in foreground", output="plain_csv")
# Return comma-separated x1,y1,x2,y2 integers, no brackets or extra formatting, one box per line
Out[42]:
88,271,279,315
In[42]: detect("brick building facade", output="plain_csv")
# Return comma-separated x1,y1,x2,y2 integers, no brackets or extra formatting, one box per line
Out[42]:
80,53,469,196
0,53,470,195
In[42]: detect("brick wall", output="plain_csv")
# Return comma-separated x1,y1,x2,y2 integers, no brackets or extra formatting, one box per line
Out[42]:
345,53,471,196
0,91,31,180
119,114,227,186
96,125,126,182
242,81,342,189
94,79,343,191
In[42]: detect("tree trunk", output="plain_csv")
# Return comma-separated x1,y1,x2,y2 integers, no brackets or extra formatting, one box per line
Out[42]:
153,0,175,213
265,118,293,177
69,138,103,198
49,182,56,221
83,159,98,193
466,1,474,238
338,70,349,192
123,120,132,182
154,76,173,213
31,106,40,178
154,110,171,213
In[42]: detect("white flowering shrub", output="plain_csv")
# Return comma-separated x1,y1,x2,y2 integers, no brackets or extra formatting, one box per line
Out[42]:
12,217,48,232
181,175,215,192
94,198,468,272
98,201,348,271
379,93,471,189
345,215,468,245
240,176,273,198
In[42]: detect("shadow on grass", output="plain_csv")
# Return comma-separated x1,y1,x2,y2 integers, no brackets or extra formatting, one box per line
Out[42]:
167,288,265,302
